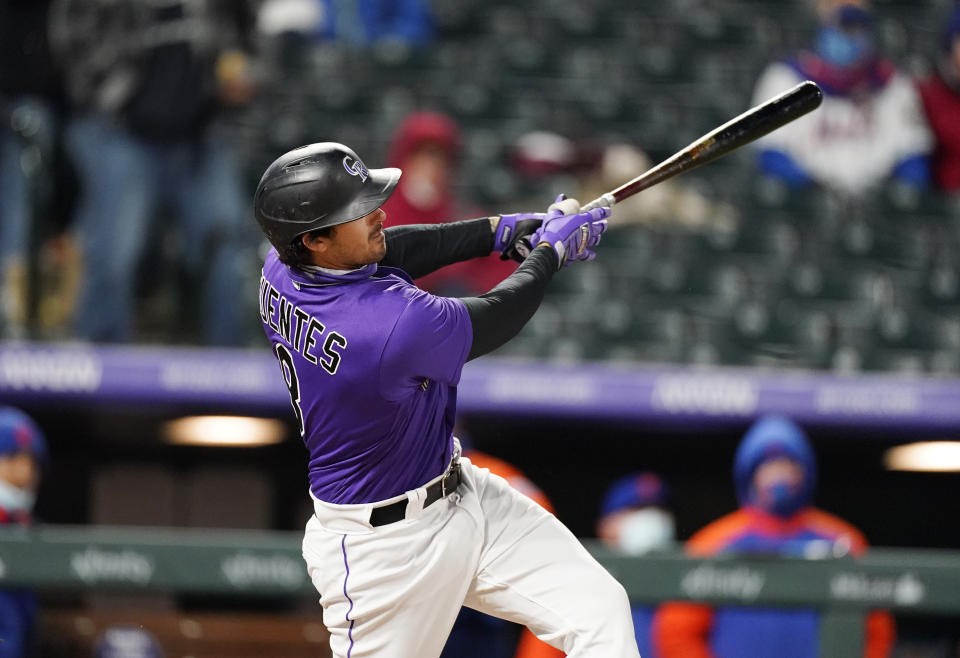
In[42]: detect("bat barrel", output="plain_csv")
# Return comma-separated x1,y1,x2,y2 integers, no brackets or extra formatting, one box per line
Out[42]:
687,79,823,168
583,80,823,209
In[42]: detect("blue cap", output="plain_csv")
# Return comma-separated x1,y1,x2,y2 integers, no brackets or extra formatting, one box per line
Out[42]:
946,7,960,50
600,472,669,518
733,415,817,507
833,4,872,28
94,626,164,658
0,407,46,464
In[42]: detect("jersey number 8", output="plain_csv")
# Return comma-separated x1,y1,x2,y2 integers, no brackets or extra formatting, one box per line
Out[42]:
274,343,305,437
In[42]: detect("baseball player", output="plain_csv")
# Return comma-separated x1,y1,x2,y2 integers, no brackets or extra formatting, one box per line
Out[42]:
254,142,640,657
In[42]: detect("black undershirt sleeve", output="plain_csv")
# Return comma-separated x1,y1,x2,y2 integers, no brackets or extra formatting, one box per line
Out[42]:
460,246,558,361
380,218,495,279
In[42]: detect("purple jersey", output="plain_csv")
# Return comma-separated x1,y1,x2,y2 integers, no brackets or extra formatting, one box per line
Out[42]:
259,249,472,504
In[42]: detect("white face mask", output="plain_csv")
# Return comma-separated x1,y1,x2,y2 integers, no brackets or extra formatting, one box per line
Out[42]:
615,508,676,555
402,177,443,209
0,478,35,513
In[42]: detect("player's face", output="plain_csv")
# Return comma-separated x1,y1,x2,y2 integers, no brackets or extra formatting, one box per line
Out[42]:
310,208,387,269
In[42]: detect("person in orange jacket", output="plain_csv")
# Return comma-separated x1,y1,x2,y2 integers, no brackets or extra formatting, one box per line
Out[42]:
652,415,895,658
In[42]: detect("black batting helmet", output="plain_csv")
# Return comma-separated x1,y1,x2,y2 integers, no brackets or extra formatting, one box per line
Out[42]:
254,142,401,256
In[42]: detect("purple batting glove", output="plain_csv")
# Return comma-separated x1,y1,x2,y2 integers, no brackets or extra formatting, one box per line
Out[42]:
531,205,610,269
511,194,582,261
494,212,546,262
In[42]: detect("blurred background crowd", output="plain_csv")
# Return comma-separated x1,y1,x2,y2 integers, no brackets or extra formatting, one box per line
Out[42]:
2,0,960,371
2,0,960,656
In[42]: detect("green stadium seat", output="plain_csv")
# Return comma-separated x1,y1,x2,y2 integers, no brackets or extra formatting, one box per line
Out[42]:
715,216,801,260
727,298,833,370
861,348,928,375
928,349,960,375
922,263,960,307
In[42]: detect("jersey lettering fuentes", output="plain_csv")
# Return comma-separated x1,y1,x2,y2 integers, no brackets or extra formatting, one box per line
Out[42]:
259,249,472,505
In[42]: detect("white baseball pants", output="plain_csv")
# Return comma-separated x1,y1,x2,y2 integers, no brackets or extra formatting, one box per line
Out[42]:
303,456,641,657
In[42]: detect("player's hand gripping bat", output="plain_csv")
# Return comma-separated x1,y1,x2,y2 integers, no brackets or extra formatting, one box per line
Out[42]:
579,80,823,211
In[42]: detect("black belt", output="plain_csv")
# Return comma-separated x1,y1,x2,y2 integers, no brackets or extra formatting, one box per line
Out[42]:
369,461,462,527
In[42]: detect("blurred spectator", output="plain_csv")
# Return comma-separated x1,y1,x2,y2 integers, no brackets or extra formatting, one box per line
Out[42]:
652,415,895,658
0,407,47,657
576,142,739,234
382,111,517,295
597,472,676,658
0,0,66,338
598,471,675,558
917,6,960,195
257,0,434,48
93,625,164,658
49,0,259,345
440,430,564,658
508,131,588,217
510,131,580,184
751,0,932,198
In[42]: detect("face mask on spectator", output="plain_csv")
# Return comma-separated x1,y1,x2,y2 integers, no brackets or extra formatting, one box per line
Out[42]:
402,175,444,209
751,474,806,518
0,478,35,513
613,508,675,555
815,26,874,68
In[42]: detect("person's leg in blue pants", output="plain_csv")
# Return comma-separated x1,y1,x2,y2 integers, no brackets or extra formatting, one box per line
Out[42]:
169,133,251,346
67,115,158,342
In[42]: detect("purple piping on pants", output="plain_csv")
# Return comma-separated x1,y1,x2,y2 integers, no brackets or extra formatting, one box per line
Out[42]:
341,535,356,657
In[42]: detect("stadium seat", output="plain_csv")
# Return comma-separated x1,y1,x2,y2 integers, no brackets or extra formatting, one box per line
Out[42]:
686,315,746,367
862,347,928,375
923,262,960,306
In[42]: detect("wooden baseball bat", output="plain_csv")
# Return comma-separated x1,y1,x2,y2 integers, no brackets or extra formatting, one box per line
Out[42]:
580,80,823,211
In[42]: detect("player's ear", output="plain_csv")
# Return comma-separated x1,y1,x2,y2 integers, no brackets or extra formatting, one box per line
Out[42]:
301,231,329,255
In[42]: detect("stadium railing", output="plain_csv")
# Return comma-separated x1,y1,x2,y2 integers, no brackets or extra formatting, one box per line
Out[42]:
0,524,957,657
3,343,960,431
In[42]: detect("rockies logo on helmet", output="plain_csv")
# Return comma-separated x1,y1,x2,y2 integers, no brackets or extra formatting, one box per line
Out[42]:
343,156,369,182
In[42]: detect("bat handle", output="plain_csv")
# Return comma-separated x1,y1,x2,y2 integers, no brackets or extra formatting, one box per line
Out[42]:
580,192,615,212
512,192,614,260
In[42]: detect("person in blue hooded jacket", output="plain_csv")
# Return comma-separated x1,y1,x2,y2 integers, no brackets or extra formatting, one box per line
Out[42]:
652,415,895,658
0,407,47,657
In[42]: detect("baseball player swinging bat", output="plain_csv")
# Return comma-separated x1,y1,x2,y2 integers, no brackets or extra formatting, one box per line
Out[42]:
579,80,823,211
